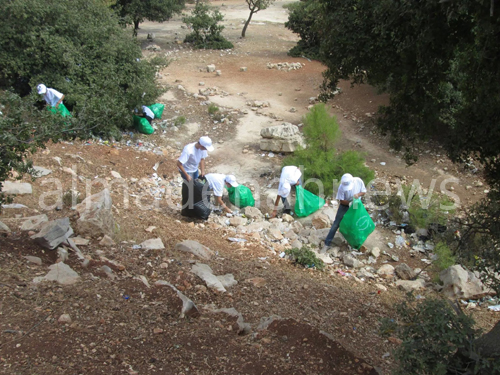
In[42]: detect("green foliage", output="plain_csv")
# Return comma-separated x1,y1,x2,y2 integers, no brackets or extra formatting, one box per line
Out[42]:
285,247,324,271
114,0,185,34
299,0,500,191
432,242,456,279
0,0,168,139
208,103,219,115
284,104,374,197
241,0,275,38
284,0,323,60
0,90,80,206
455,193,500,295
62,189,82,208
183,3,233,50
174,115,186,127
382,295,499,375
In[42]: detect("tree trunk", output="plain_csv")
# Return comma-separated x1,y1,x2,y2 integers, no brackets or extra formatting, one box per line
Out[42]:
133,19,140,37
241,10,255,38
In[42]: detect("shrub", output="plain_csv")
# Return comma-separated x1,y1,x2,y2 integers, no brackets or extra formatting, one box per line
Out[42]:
0,0,168,139
174,116,186,127
285,247,325,271
183,3,233,50
380,294,500,375
284,104,374,197
208,103,219,115
62,189,81,208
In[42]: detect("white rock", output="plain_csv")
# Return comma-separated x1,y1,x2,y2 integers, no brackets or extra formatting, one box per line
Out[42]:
2,181,32,195
140,238,165,250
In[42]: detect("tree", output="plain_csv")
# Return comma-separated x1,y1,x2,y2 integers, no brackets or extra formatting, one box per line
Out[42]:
241,0,275,38
183,3,233,50
114,0,185,36
0,0,167,140
284,104,374,197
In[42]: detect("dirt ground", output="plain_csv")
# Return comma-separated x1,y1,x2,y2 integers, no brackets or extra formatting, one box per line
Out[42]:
0,1,498,374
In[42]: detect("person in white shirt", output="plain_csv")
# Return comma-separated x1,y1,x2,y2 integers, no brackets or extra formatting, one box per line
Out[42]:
37,84,65,108
324,173,367,247
204,174,238,214
270,166,302,218
136,105,155,124
177,136,214,181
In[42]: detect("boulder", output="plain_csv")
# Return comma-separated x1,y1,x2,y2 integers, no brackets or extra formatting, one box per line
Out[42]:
312,213,330,229
440,265,488,299
396,279,426,291
229,216,246,227
75,189,115,237
395,263,416,280
30,217,73,250
244,206,263,220
140,238,165,250
2,181,32,195
0,221,11,232
175,240,214,260
377,264,395,279
33,262,80,285
259,123,306,153
343,254,363,268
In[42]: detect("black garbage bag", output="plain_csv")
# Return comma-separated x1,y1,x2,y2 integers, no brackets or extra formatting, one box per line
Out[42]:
181,179,211,219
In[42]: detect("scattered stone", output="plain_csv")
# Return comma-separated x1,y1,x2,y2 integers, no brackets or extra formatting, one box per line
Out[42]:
20,214,49,231
282,214,294,223
440,265,489,299
145,226,157,233
140,238,165,250
395,263,416,280
31,217,74,250
155,280,199,318
57,247,69,262
377,264,395,279
207,64,216,72
244,206,263,220
312,213,329,229
217,274,238,288
32,166,52,177
71,236,90,246
24,256,42,265
369,247,381,258
2,181,32,195
175,240,214,260
343,254,362,268
110,171,122,179
396,279,426,291
375,284,388,292
75,189,115,237
191,263,226,293
33,262,80,285
229,216,246,227
246,277,267,287
99,235,115,246
267,227,283,240
58,314,72,324
0,221,11,232
240,67,247,72
209,307,251,335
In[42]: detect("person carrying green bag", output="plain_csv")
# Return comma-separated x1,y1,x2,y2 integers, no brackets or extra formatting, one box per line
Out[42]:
270,166,302,218
323,173,367,249
37,84,71,117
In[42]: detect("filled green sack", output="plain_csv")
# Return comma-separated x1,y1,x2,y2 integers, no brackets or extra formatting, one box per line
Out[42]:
133,115,154,134
47,103,71,117
227,185,255,208
148,103,165,119
339,198,375,249
294,185,325,217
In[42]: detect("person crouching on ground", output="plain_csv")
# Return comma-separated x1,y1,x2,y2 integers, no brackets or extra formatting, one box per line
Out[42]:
177,136,214,181
37,84,65,109
323,173,366,248
270,166,302,218
136,105,155,124
204,174,239,214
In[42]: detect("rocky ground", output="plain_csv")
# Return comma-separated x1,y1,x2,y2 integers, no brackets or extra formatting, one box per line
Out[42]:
1,1,499,374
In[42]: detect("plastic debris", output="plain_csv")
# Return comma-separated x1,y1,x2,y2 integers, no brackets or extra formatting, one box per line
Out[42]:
488,305,500,312
228,237,247,243
279,252,286,258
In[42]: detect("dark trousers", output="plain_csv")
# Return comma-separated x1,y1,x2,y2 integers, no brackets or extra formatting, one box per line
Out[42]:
324,204,350,246
281,196,291,214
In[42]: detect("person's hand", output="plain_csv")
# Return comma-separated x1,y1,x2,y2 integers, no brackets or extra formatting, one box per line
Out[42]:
270,210,277,218
186,175,192,182
354,193,360,199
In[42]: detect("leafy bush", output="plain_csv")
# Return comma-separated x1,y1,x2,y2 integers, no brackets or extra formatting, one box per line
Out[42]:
284,104,374,197
174,116,186,127
208,103,219,115
183,3,233,50
285,247,325,271
0,0,167,139
380,295,500,375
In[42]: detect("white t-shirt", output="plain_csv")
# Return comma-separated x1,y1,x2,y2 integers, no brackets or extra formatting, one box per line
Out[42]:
43,88,64,108
178,142,208,173
205,173,226,197
278,166,302,198
336,177,367,201
142,105,154,119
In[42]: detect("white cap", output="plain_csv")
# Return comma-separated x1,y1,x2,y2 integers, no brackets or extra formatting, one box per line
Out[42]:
224,175,238,187
199,136,214,152
341,173,354,190
37,84,47,95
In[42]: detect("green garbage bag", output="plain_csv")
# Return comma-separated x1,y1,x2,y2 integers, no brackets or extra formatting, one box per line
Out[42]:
339,198,375,249
148,103,165,119
47,103,71,117
133,115,154,134
227,185,255,208
294,185,325,217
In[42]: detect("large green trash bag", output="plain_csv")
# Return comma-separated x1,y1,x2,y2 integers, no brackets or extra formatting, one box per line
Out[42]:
227,185,255,208
339,198,376,249
47,103,71,117
148,103,165,119
294,185,325,217
133,115,154,134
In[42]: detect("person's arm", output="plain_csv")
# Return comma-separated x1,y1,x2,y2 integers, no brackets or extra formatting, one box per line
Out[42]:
216,195,232,214
354,192,365,199
177,160,191,182
270,195,282,218
199,158,206,178
56,94,65,108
